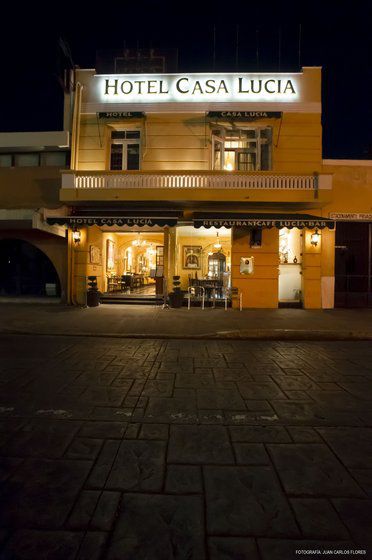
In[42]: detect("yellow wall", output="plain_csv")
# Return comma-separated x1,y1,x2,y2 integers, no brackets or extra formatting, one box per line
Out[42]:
231,227,279,308
0,167,62,209
75,111,322,174
322,162,372,215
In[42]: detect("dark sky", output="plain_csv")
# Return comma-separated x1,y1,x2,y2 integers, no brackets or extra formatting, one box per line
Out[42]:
0,4,370,159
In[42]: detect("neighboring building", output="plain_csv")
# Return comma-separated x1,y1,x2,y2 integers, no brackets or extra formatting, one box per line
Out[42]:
0,132,70,300
1,59,371,308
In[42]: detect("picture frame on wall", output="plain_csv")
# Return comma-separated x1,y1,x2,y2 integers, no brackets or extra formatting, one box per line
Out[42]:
106,239,115,271
89,245,101,265
183,245,202,269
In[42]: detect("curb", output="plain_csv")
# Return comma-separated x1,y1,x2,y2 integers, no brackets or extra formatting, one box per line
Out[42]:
1,329,372,341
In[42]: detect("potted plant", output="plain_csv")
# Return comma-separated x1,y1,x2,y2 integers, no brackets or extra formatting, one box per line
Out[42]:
87,276,100,307
168,275,184,308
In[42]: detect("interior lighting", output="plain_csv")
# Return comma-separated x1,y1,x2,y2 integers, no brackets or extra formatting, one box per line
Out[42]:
214,232,222,249
72,228,81,244
132,233,147,247
146,244,156,256
310,228,321,247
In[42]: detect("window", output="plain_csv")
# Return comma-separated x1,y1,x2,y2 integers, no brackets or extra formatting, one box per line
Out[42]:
14,153,39,167
110,130,141,170
0,154,12,167
40,152,68,167
212,127,272,171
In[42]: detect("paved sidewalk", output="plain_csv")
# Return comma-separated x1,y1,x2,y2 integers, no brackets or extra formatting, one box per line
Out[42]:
1,302,372,340
0,335,371,559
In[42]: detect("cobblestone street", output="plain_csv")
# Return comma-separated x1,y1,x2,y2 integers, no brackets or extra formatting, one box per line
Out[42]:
0,334,371,559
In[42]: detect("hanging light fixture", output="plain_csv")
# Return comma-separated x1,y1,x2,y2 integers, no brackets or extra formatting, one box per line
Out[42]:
132,233,146,247
310,228,321,247
214,231,222,249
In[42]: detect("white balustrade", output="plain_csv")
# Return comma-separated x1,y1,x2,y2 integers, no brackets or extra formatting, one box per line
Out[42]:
63,172,331,191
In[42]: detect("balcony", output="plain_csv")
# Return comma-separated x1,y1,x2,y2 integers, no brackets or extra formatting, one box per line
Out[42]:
60,170,332,204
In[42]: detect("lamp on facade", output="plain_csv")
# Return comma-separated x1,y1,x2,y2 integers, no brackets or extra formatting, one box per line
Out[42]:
72,228,81,244
214,232,222,249
310,228,320,247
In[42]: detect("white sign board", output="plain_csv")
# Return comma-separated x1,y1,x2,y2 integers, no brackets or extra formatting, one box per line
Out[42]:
95,73,299,104
329,213,372,221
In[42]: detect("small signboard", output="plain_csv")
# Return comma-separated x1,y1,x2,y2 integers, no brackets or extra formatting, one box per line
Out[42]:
207,111,282,120
98,112,144,119
329,213,372,221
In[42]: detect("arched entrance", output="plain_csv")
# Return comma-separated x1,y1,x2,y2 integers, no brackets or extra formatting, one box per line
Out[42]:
0,239,61,297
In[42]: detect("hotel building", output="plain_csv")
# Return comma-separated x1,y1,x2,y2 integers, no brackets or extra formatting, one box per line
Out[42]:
1,55,371,308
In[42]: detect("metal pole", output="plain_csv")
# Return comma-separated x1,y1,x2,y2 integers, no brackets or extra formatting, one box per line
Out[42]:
162,276,169,309
188,287,191,310
202,287,205,310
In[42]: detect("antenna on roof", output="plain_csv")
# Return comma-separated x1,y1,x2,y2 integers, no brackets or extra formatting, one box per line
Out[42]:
235,25,239,70
213,25,216,71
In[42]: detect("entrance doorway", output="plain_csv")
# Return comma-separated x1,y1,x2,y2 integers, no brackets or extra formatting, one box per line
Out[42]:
103,231,164,299
0,239,61,298
278,228,302,307
335,222,372,308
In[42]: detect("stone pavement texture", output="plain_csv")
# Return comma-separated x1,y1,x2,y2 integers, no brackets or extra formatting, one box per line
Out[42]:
0,334,371,559
1,302,372,340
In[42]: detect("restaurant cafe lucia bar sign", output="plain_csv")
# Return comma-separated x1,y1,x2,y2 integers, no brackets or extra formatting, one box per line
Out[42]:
97,73,299,103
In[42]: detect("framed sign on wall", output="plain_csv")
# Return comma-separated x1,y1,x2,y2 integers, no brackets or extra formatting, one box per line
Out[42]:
183,246,202,269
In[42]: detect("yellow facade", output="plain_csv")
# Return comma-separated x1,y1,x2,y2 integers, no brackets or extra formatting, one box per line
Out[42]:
42,66,372,308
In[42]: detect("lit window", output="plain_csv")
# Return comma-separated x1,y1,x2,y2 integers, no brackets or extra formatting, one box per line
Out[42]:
212,127,272,171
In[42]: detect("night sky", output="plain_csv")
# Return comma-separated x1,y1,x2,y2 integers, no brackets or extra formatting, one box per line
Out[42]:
0,5,370,159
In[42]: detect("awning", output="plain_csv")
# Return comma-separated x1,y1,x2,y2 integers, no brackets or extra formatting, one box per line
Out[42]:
193,213,335,229
46,213,179,228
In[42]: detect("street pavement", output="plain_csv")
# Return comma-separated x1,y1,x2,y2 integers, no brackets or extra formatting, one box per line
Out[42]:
1,303,372,340
0,334,371,559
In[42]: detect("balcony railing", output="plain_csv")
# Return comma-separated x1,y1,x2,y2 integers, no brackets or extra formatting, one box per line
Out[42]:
62,171,332,191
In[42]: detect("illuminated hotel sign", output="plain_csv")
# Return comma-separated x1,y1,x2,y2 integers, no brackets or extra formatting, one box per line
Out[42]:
96,73,299,104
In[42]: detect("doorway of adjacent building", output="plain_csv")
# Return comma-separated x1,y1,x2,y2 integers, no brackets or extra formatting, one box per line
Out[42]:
0,239,61,298
335,222,372,308
278,228,302,307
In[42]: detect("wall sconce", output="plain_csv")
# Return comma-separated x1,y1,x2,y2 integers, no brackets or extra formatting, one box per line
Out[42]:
72,228,81,244
310,228,320,247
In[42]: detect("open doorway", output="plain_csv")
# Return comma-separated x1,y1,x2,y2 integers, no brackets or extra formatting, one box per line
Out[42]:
278,228,302,307
0,239,61,298
103,231,164,297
